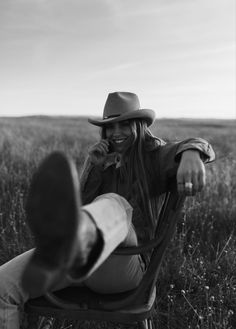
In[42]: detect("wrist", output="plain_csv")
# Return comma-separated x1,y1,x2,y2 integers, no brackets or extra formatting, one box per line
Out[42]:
180,150,201,160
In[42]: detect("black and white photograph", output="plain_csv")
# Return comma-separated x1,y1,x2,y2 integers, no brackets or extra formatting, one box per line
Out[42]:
0,1,235,328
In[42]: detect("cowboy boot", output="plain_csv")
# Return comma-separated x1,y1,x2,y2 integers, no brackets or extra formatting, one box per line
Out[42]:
22,152,98,296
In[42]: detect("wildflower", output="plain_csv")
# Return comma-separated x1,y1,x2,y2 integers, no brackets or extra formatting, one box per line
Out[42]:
181,289,186,295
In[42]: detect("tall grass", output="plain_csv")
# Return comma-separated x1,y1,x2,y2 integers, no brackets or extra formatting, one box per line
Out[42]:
0,116,235,328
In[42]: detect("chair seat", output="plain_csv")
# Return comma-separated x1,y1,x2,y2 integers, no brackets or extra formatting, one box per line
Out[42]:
25,285,156,323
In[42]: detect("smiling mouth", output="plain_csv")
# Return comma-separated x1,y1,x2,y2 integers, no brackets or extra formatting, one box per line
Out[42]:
112,138,127,144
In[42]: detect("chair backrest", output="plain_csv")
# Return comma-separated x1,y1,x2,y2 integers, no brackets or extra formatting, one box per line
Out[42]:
44,186,186,312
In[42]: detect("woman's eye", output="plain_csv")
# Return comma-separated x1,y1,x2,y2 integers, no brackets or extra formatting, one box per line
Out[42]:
121,121,130,127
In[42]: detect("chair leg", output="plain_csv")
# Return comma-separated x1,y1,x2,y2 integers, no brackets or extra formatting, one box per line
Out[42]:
138,319,148,329
137,318,154,329
147,318,154,329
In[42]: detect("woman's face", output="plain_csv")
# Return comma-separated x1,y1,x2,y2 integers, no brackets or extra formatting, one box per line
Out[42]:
105,120,134,153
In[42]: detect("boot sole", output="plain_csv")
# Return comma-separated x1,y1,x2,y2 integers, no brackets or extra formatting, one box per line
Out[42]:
22,152,80,295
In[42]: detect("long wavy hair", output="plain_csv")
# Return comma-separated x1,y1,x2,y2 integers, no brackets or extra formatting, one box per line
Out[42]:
101,119,161,231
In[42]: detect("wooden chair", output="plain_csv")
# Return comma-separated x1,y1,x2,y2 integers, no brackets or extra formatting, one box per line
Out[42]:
25,187,186,329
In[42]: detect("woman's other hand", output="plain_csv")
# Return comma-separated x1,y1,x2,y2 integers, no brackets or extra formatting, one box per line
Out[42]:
88,140,110,165
177,150,206,195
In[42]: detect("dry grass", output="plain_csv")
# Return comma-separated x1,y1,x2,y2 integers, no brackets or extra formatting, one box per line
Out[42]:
0,116,235,328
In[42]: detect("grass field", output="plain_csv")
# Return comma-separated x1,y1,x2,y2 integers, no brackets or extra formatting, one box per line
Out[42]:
0,116,235,328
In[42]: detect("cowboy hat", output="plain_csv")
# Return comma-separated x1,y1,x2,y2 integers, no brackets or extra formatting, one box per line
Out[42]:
88,92,156,127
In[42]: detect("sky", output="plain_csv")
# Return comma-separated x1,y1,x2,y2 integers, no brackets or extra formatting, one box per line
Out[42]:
0,0,235,119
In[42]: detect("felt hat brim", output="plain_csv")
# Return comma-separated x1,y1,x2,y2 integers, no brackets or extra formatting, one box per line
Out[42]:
88,108,155,127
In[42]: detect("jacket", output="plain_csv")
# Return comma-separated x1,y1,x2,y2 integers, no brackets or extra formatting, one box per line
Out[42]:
80,137,215,245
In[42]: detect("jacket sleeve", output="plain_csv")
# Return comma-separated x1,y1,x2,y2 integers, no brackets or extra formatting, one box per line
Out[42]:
80,156,103,205
151,137,215,194
174,137,215,163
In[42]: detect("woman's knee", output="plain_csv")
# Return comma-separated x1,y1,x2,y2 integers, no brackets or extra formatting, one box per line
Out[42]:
0,251,34,304
121,224,138,247
0,268,26,306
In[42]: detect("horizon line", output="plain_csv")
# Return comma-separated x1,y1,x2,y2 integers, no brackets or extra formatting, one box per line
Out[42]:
0,115,235,121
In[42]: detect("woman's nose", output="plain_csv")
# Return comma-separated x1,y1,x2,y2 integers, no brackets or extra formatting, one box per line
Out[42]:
113,123,121,135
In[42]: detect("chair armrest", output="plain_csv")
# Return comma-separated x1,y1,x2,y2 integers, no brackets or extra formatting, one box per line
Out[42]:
113,237,163,255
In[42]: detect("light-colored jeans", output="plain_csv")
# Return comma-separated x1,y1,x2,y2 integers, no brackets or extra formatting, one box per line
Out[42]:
0,193,144,329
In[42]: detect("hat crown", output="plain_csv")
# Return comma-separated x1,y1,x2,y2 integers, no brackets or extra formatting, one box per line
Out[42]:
103,92,141,119
88,91,155,127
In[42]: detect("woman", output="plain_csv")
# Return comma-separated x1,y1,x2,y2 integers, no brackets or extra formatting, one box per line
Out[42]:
0,92,215,329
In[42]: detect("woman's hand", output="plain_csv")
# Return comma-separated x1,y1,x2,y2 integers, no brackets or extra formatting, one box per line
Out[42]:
177,150,206,195
88,139,110,165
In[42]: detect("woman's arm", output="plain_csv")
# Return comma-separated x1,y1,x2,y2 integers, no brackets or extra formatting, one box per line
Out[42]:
80,155,103,205
152,138,215,195
177,149,206,195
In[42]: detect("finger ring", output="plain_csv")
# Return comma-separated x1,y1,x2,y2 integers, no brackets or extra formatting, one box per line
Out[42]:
185,182,193,189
